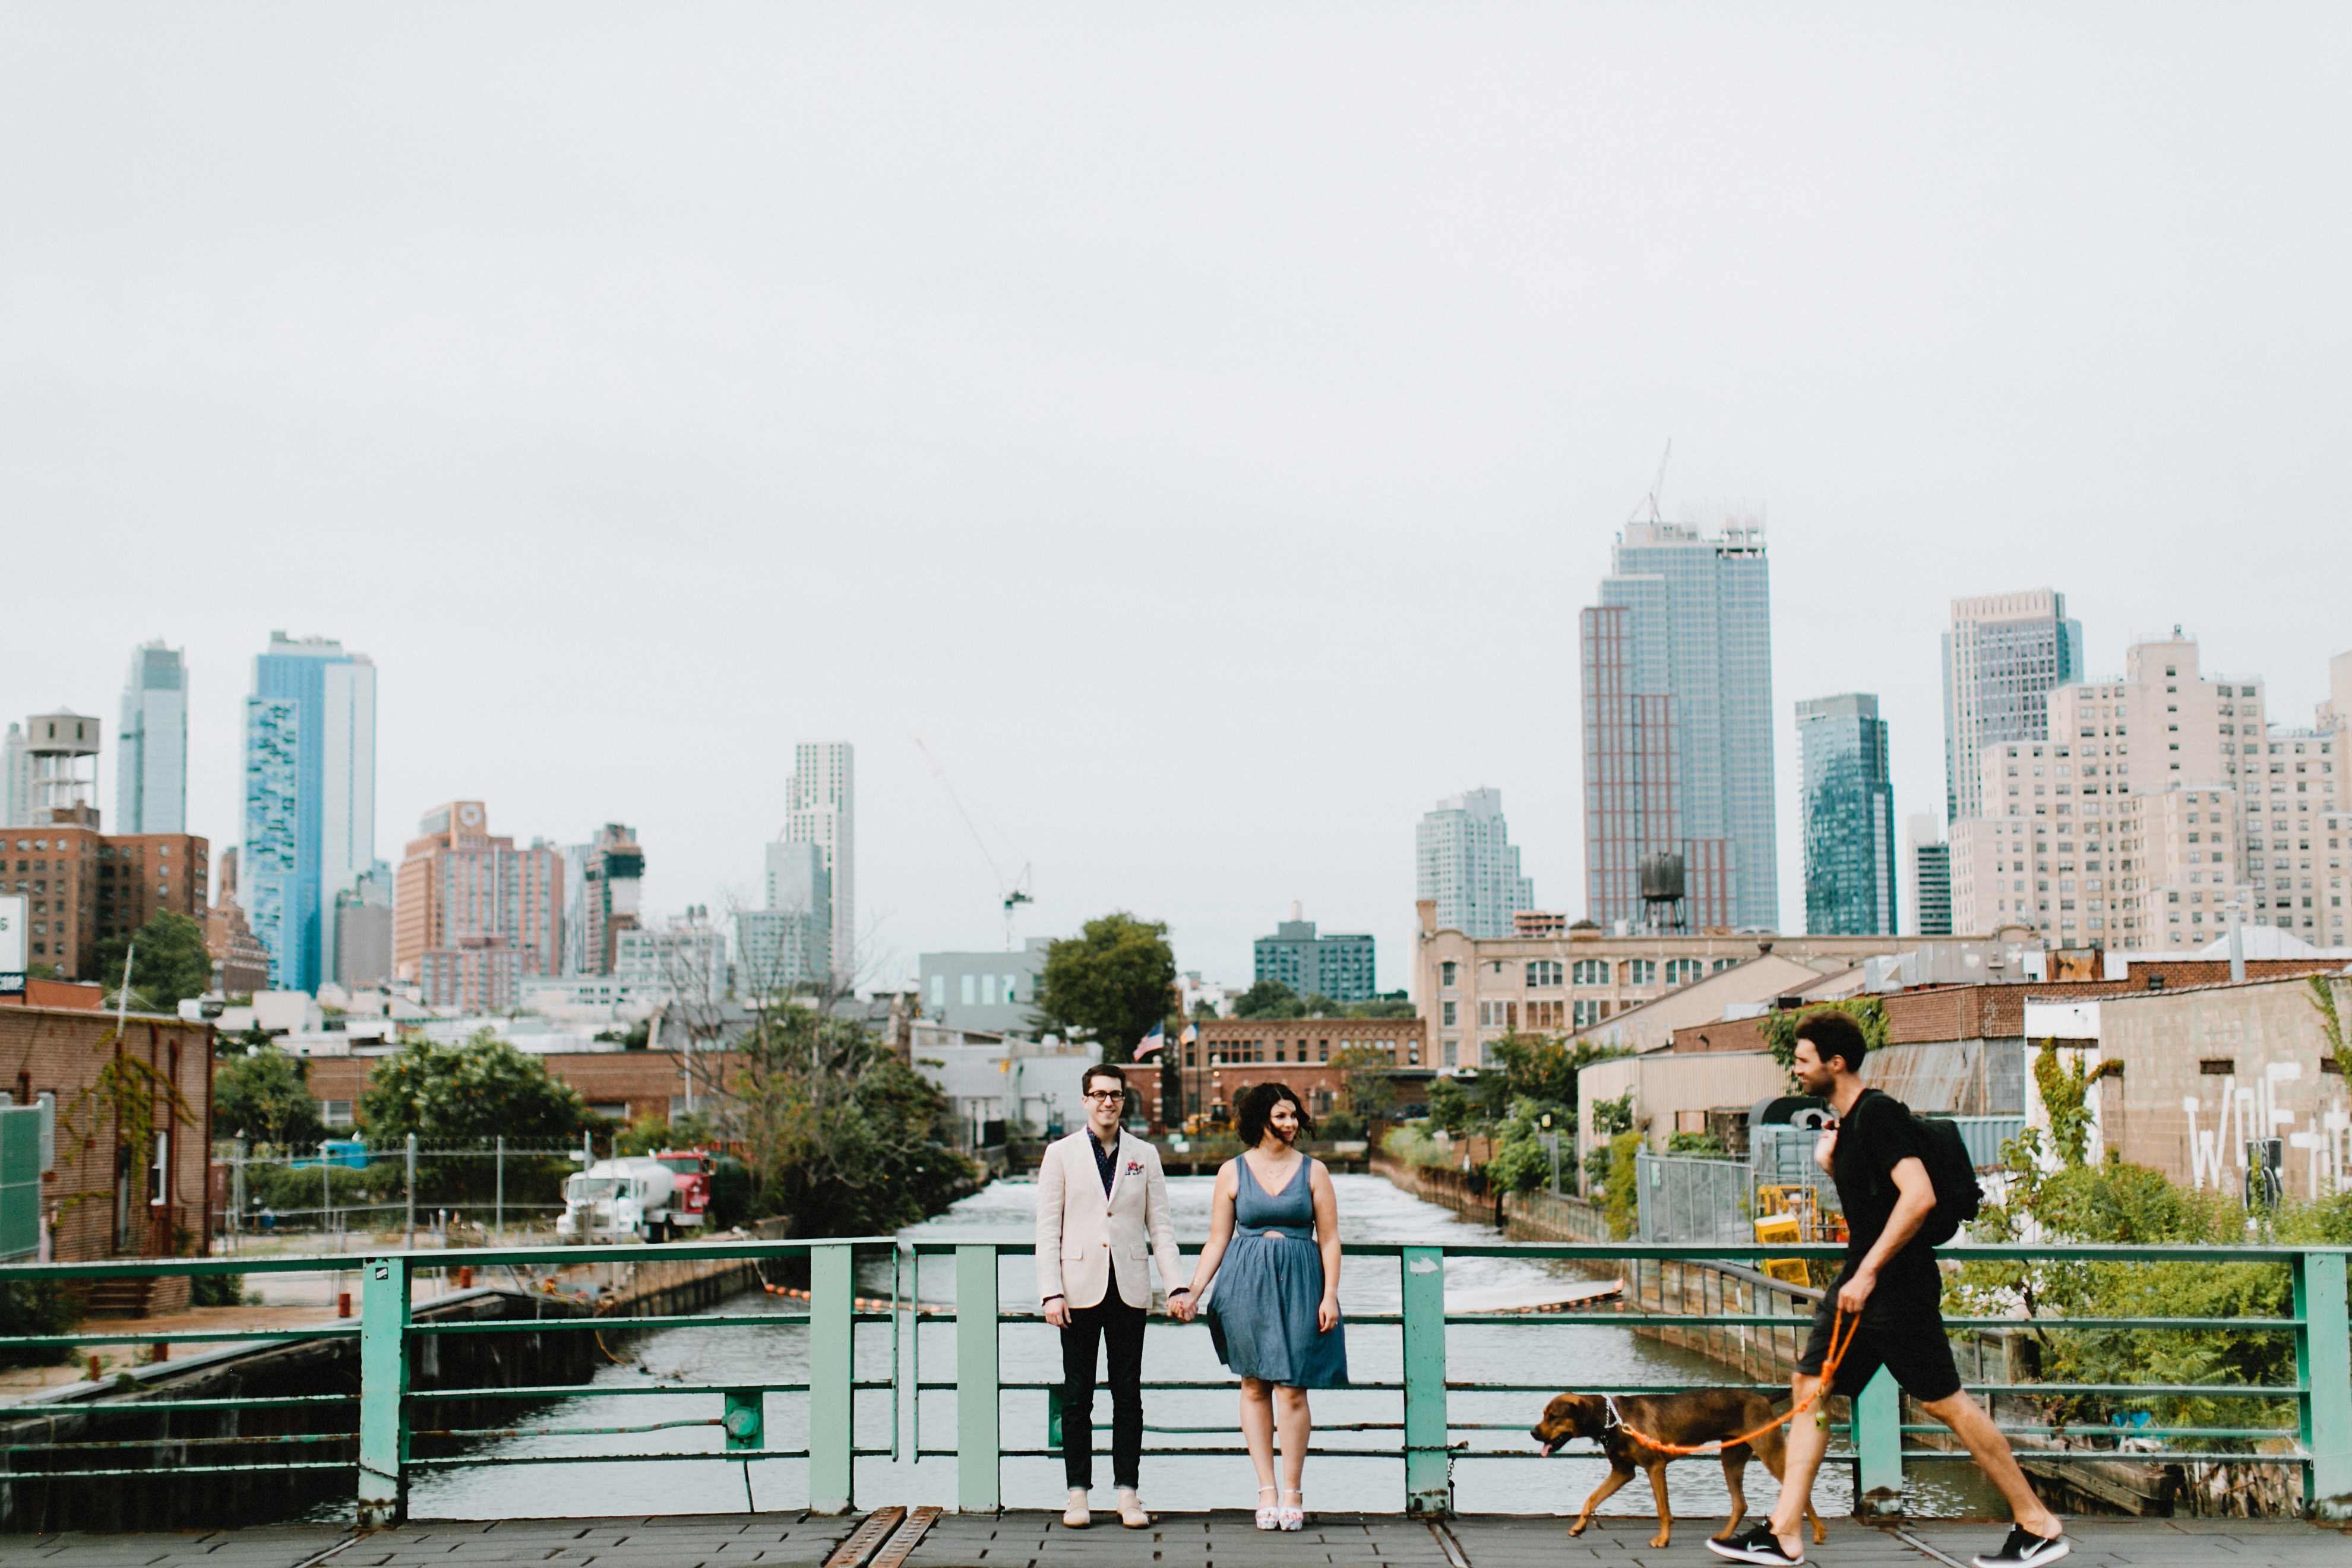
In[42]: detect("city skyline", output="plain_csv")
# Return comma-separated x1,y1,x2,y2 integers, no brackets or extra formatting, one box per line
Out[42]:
5,607,2350,993
6,9,2350,991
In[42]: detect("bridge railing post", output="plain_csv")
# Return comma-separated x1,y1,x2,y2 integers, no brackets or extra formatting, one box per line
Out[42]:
2293,1248,2351,1519
1401,1245,1450,1516
956,1243,1001,1512
1851,1365,1903,1517
808,1241,855,1512
356,1253,410,1528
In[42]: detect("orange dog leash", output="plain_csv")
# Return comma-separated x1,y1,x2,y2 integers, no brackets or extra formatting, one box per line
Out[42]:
1601,1305,1860,1457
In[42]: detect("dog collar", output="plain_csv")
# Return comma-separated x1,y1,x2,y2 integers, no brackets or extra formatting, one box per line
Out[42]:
1600,1394,1624,1433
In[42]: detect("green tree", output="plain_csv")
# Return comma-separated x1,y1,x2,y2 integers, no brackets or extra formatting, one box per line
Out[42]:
1230,979,1308,1020
2031,1037,2123,1167
1487,1097,1578,1193
2309,976,2352,1082
92,910,214,1011
1341,997,1418,1020
1033,912,1177,1060
1488,1032,1626,1111
732,1006,976,1235
1333,1042,1399,1123
213,1044,327,1149
614,1109,726,1156
358,1030,586,1203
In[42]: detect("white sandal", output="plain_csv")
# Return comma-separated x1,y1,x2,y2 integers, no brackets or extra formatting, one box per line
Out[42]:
1253,1484,1279,1530
1278,1488,1306,1531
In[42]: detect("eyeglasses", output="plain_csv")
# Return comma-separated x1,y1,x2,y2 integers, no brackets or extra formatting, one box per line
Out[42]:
1083,1090,1126,1103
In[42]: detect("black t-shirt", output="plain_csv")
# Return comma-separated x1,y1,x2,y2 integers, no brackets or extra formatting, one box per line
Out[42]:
1829,1089,1940,1297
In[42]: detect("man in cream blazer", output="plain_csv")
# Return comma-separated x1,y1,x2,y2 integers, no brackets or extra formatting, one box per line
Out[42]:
1036,1061,1186,1529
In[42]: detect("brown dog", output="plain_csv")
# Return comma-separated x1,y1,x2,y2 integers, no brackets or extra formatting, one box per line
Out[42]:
1529,1391,1828,1550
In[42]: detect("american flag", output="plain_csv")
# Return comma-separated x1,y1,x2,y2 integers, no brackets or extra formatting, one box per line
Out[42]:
1133,1022,1166,1060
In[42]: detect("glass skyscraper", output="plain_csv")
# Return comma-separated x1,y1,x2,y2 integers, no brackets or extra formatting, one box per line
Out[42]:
1580,520,1776,931
1941,589,2084,824
1796,694,1896,935
243,633,377,992
1415,788,1535,940
116,640,188,834
785,742,855,983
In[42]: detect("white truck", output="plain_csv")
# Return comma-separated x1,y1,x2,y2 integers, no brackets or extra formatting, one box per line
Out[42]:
556,1156,690,1243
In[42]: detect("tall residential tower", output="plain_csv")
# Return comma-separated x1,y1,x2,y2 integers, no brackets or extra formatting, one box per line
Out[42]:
116,641,188,834
1795,694,1896,936
785,742,855,982
1942,590,2084,824
1415,788,1535,940
1580,519,1776,930
242,633,377,992
1905,814,1953,935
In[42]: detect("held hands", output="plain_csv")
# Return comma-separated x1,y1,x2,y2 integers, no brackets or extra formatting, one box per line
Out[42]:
1317,1293,1340,1333
1168,1291,1197,1322
1836,1266,1877,1317
1044,1298,1070,1329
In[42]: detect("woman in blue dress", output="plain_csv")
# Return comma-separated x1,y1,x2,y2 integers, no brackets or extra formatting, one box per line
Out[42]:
1175,1081,1348,1531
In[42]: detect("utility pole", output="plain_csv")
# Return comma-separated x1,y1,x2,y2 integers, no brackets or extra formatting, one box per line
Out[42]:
494,1136,504,1243
404,1133,417,1251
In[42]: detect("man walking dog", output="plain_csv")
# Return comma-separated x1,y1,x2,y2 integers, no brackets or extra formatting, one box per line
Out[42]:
1710,1010,2069,1567
1035,1062,1188,1529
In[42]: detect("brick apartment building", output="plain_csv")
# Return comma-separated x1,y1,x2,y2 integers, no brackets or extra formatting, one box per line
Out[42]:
4,811,208,983
0,997,215,1311
1134,1016,1428,1129
206,845,273,995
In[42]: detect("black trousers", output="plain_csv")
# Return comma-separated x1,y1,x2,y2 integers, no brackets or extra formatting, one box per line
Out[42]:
1058,1293,1146,1490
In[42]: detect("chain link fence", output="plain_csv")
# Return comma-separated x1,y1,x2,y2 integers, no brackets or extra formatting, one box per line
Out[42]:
211,1136,590,1252
1633,1152,1755,1245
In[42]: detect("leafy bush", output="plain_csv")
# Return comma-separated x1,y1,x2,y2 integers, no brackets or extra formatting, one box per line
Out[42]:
1380,1124,1453,1170
189,1273,246,1307
1665,1131,1728,1156
1950,1084,2352,1444
1589,1090,1636,1137
1317,1108,1367,1141
1600,1128,1644,1239
1486,1096,1573,1193
0,1281,78,1368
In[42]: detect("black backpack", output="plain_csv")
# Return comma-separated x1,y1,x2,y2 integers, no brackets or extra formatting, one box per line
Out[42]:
1852,1090,1983,1247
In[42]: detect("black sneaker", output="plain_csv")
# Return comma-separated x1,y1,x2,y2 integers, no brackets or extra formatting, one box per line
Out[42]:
1971,1525,2070,1567
1707,1523,1805,1564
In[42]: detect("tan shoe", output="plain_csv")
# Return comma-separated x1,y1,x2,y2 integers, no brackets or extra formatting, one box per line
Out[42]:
1116,1488,1150,1529
1062,1488,1090,1529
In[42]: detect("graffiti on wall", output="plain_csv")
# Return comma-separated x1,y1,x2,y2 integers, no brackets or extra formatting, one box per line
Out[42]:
2180,1060,2352,1200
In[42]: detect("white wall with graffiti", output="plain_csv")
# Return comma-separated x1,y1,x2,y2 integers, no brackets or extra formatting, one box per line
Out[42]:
2022,978,2351,1202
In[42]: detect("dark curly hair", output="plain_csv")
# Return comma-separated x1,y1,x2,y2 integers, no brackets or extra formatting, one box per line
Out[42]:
1235,1081,1313,1148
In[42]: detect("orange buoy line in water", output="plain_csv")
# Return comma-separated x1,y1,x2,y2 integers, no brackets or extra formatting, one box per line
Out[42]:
760,1282,956,1316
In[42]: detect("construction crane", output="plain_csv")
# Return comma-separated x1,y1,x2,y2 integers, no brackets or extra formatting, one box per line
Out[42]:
1628,438,1672,526
912,736,1033,950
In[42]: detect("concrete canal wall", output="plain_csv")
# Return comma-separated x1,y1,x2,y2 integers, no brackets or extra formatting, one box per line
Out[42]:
0,1244,780,1533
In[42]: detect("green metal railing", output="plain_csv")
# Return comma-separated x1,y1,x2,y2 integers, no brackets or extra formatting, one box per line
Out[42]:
0,1240,2344,1523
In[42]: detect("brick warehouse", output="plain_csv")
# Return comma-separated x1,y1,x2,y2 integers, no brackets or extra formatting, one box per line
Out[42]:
0,1003,214,1313
298,1049,747,1130
1136,1016,1428,1129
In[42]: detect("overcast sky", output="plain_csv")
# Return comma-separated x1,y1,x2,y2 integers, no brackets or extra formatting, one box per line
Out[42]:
5,4,2349,994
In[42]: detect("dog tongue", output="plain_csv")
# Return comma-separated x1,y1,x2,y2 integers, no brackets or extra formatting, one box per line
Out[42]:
1539,1440,1557,1458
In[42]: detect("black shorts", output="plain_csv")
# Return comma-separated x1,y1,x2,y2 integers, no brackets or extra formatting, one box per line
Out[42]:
1796,1286,1962,1403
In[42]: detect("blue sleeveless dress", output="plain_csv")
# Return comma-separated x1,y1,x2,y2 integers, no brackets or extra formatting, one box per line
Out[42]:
1206,1155,1349,1387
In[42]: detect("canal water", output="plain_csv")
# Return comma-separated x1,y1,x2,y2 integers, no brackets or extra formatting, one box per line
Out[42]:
413,1173,1982,1521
